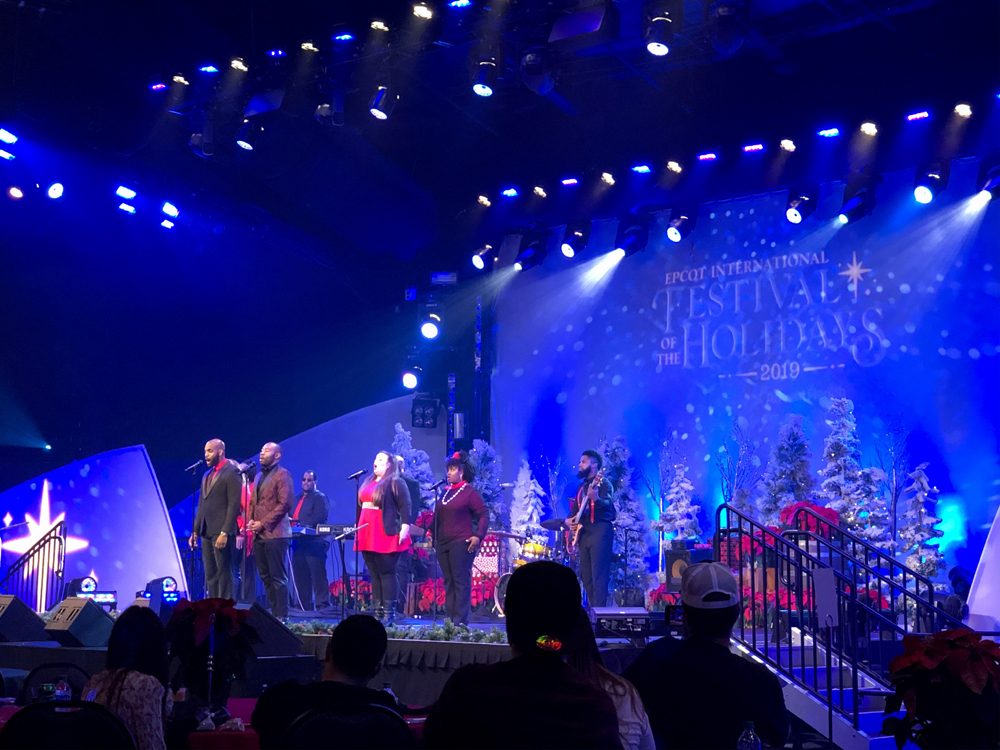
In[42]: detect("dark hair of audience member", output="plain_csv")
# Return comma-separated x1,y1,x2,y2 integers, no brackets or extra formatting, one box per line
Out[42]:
566,607,643,715
504,561,581,656
105,605,170,705
444,451,475,483
682,597,741,640
325,614,389,683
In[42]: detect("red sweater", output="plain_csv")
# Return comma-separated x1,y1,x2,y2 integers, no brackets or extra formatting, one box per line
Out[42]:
432,483,488,547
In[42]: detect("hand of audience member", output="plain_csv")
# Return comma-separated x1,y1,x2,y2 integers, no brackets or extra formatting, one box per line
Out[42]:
467,536,481,553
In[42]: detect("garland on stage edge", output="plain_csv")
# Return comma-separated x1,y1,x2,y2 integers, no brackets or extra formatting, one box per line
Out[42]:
287,619,508,644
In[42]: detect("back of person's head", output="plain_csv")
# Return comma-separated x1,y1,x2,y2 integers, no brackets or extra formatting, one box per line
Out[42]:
107,605,169,688
505,561,581,655
325,615,388,683
566,606,643,715
680,562,741,640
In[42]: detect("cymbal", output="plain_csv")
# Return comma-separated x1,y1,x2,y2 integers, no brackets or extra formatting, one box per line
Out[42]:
488,530,527,541
540,518,567,531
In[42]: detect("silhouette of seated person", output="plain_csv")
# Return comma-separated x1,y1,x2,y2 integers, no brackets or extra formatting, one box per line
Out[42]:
252,615,399,750
423,561,622,749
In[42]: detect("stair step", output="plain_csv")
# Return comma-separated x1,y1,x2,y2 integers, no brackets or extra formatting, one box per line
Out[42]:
818,688,890,712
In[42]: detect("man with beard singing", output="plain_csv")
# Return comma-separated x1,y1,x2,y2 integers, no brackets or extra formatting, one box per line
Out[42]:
566,449,615,608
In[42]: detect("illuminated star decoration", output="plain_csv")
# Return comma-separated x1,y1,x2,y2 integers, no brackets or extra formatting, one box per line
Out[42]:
3,480,89,611
839,251,873,301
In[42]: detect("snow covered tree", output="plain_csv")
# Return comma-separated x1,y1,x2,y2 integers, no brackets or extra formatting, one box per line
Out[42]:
898,463,946,578
510,460,549,556
469,439,507,530
391,423,436,510
601,436,653,595
818,399,864,530
758,415,815,526
716,418,764,518
656,462,703,541
856,467,894,551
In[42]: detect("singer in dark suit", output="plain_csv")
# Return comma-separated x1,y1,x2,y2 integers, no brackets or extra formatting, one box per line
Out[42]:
247,442,294,620
189,439,242,599
291,471,331,611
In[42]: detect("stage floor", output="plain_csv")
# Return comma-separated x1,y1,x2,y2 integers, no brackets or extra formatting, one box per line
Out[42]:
285,607,507,632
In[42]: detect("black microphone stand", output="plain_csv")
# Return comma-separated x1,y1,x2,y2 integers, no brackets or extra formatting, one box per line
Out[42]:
185,462,202,598
353,474,363,614
432,483,443,626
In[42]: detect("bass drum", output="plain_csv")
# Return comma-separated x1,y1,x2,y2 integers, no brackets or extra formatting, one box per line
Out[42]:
493,572,513,616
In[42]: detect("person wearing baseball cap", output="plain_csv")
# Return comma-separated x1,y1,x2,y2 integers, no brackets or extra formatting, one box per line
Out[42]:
624,563,789,749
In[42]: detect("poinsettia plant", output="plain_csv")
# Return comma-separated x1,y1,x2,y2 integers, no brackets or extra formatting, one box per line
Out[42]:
647,584,679,612
881,628,1000,750
780,500,840,536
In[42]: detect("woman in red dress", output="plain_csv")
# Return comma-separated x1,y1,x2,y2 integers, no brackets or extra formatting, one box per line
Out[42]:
356,451,411,625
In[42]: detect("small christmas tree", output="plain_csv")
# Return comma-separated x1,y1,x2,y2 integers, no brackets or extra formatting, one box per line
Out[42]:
601,436,652,595
758,415,815,526
469,439,507,530
856,467,894,551
510,461,549,554
716,418,764,518
656,462,703,541
818,399,864,530
898,463,946,578
391,423,436,510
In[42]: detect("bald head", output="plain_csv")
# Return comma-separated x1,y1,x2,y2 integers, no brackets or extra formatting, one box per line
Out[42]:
204,439,226,468
260,442,282,468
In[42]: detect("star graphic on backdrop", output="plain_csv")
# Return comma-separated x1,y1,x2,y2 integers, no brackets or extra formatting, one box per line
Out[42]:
3,480,89,611
838,251,873,301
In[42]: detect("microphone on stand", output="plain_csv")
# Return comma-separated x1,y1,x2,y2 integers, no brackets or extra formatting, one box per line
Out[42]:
185,459,205,472
238,461,257,476
430,479,447,490
347,469,368,481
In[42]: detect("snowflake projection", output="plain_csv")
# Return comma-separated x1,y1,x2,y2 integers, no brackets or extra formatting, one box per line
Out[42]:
2,480,89,611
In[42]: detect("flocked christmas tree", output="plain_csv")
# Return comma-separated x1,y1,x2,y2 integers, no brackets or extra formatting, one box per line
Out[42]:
469,439,507,530
655,462,703,542
510,460,549,555
758,415,815,526
601,436,652,596
898,463,946,578
856,467,894,550
817,399,864,531
391,423,436,510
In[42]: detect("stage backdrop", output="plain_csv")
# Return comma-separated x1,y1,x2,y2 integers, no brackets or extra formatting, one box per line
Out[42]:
0,446,187,610
493,160,999,573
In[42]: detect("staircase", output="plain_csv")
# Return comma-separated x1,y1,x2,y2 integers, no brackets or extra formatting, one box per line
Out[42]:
713,505,998,750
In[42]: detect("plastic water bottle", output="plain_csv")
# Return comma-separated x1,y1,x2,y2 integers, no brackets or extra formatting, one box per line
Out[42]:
737,721,760,750
54,677,71,701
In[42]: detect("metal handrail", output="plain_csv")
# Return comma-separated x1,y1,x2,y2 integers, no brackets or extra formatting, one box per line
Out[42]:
0,521,67,612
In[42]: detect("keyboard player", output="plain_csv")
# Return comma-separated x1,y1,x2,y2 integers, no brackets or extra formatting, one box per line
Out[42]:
291,470,331,611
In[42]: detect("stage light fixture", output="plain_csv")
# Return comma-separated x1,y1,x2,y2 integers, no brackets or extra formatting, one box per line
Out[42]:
667,206,698,242
666,161,682,173
860,122,878,136
906,111,929,121
369,85,398,120
333,33,355,42
43,444,51,451
954,103,972,119
118,203,136,214
520,47,556,96
913,160,950,205
601,172,615,185
149,83,167,91
0,150,14,161
709,0,747,56
839,171,880,224
8,186,23,200
697,153,717,161
403,371,419,389
230,58,249,72
301,42,319,52
817,128,840,138
977,160,1000,202
632,164,651,173
615,212,651,257
413,3,433,19
449,0,472,6
471,47,499,97
371,20,389,31
785,186,818,224
236,119,261,150
514,227,549,272
502,188,518,197
780,139,796,153
161,220,175,229
742,143,763,153
162,202,179,218
65,576,98,598
561,177,579,186
47,183,64,199
116,186,136,199
198,65,219,73
421,319,440,339
411,396,441,429
533,185,547,197
561,220,592,258
173,75,189,86
471,244,493,270
643,0,681,56
266,49,287,58
478,194,491,207
0,129,17,144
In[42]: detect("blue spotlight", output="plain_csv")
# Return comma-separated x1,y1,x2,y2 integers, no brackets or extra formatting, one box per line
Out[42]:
0,150,14,161
448,0,472,5
631,164,651,173
266,49,287,57
561,178,579,186
817,128,840,138
116,186,136,200
46,183,64,199
0,129,17,144
161,219,175,229
198,65,220,73
118,203,136,214
742,143,764,152
333,33,355,41
914,186,933,204
402,372,418,389
502,188,518,197
149,83,167,91
162,202,179,218
420,321,440,339
43,444,51,451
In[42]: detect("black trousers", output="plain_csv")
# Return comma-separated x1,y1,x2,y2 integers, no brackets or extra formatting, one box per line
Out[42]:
254,537,290,619
437,541,476,624
201,534,237,600
578,521,614,608
362,551,401,605
292,538,330,610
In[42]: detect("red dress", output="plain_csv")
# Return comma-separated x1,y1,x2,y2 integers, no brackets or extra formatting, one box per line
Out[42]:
356,481,411,554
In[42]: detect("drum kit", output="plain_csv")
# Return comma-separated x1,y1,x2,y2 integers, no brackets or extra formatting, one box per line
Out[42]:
492,518,570,614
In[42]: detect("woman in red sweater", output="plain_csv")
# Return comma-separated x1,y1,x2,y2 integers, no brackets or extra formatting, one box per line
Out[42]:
432,451,488,625
356,451,411,625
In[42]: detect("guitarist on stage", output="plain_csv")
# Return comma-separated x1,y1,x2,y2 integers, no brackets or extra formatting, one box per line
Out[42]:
566,449,616,609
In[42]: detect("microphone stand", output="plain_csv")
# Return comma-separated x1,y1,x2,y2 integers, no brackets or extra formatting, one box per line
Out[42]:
353,474,363,615
334,524,368,623
186,462,202,598
433,483,443,626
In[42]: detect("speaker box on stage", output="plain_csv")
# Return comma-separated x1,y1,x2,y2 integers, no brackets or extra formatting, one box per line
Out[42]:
44,597,114,647
663,548,692,592
236,602,301,657
0,596,49,642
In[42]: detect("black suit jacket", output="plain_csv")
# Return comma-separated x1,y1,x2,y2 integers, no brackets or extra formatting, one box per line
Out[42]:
194,460,242,537
292,490,330,528
359,477,411,536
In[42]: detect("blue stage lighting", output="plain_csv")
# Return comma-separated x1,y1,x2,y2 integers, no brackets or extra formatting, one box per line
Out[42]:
43,444,51,451
118,203,136,214
0,150,14,161
837,214,849,224
449,0,472,6
561,178,579,186
162,202,179,218
0,129,17,144
333,33,355,41
7,186,23,199
914,186,933,204
421,321,439,339
817,128,840,138
116,186,136,200
267,49,287,57
742,143,764,152
47,183,64,199
632,165,651,173
402,372,418,389
697,153,717,161
161,220,175,229
149,83,167,91
473,82,493,97
502,188,518,197
198,65,220,73
906,111,929,122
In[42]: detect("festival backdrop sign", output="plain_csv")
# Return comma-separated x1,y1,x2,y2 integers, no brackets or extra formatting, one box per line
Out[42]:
493,162,999,570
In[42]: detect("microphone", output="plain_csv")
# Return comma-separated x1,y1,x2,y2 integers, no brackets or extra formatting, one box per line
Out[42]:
347,469,368,481
185,460,205,472
238,461,257,476
430,479,447,490
500,482,515,489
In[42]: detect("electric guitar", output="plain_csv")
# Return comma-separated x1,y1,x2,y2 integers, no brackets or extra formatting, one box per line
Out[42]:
570,468,605,551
